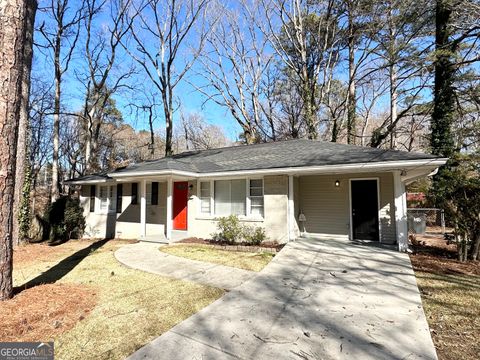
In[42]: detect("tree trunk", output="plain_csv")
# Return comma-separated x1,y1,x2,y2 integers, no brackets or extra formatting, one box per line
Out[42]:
347,14,356,145
303,81,317,140
51,32,62,202
164,85,173,156
389,63,398,149
12,0,36,246
431,0,455,158
471,230,480,261
0,0,33,300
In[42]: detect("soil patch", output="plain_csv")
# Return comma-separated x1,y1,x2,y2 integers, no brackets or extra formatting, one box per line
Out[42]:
178,237,284,251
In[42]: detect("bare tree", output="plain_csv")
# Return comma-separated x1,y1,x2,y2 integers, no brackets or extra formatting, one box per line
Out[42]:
367,0,432,148
0,0,36,300
194,2,273,144
257,0,342,140
38,0,84,202
82,0,134,172
123,0,212,156
179,112,228,150
28,76,54,211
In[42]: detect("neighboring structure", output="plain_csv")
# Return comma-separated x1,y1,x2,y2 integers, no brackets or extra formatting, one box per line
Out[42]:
67,139,447,251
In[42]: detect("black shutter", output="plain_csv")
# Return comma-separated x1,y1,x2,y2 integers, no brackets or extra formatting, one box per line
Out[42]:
131,183,138,205
89,185,96,212
152,182,159,205
116,184,123,213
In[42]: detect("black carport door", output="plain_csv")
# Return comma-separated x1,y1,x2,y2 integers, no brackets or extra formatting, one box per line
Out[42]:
351,180,379,241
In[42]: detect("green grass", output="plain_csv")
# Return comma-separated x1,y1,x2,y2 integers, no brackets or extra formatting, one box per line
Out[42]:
13,240,224,360
414,271,480,360
159,244,275,272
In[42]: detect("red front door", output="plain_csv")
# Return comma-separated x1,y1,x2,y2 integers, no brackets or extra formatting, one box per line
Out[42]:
173,181,188,230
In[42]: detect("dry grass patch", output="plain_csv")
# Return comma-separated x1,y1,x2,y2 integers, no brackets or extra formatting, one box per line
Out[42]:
160,244,275,272
10,240,224,360
413,271,480,360
14,240,99,268
410,237,480,360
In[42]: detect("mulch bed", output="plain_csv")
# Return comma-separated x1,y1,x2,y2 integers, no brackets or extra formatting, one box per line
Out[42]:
178,237,284,253
0,283,97,342
409,236,480,276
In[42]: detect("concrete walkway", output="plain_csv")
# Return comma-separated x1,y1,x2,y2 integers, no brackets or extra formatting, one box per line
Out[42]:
127,238,437,360
115,242,256,290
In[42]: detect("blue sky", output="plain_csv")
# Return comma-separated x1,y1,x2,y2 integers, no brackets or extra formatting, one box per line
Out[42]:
33,0,244,141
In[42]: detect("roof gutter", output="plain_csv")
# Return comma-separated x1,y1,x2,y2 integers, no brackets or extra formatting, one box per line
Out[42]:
66,178,114,185
106,158,448,180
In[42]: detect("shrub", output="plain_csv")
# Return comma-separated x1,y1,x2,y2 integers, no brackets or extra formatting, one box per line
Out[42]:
243,226,266,245
212,215,267,245
47,196,86,241
212,215,244,244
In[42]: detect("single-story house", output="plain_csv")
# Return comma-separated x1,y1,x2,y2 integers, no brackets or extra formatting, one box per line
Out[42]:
67,139,447,251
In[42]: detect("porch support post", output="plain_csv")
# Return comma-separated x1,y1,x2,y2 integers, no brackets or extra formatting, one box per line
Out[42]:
140,179,147,239
394,171,408,252
166,177,173,241
288,175,295,241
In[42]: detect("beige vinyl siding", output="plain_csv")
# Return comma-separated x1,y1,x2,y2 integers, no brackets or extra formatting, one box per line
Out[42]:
298,173,396,244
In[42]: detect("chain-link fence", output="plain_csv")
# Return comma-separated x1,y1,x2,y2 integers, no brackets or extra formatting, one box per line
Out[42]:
407,208,446,235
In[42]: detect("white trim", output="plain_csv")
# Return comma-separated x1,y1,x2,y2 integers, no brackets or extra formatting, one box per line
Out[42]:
140,179,146,239
288,175,295,241
195,177,265,221
96,184,116,215
67,179,114,185
107,158,447,179
247,177,264,218
349,178,381,242
166,177,173,241
394,171,408,252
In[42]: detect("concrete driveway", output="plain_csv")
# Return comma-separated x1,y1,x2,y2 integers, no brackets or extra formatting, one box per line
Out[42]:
128,238,437,360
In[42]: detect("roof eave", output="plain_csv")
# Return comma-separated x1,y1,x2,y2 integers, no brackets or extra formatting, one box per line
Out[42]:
65,178,114,185
107,158,448,179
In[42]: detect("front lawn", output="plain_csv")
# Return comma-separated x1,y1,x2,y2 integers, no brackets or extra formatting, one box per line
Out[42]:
410,239,480,360
3,239,224,360
160,244,275,272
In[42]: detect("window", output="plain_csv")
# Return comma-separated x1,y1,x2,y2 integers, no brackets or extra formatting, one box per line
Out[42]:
89,185,96,212
131,183,138,205
146,183,152,205
199,181,211,214
214,179,246,216
249,179,264,217
116,184,123,213
99,186,108,212
151,182,159,205
108,186,116,212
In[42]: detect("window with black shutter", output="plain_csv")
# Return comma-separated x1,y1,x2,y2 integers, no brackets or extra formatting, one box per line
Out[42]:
116,184,123,213
131,183,138,205
89,185,96,212
152,182,159,205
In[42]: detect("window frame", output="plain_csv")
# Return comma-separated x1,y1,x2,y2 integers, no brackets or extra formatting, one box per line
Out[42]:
197,177,264,219
97,184,116,214
199,180,212,215
247,178,264,218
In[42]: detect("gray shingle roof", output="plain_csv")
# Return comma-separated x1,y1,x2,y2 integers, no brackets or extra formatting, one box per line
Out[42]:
68,139,441,182
113,139,439,174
